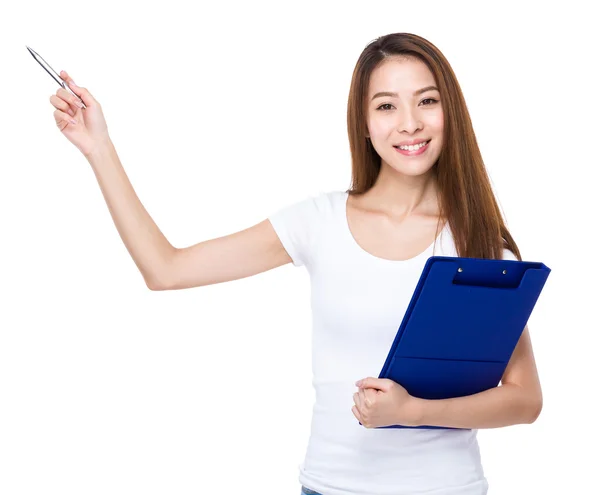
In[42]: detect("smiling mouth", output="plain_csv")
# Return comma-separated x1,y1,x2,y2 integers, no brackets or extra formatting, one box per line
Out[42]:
392,140,431,157
393,139,431,151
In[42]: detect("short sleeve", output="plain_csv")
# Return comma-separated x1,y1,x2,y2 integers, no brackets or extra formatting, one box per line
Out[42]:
268,193,324,268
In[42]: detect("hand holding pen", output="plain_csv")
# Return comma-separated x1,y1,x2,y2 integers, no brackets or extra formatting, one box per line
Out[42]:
27,46,112,158
50,70,112,158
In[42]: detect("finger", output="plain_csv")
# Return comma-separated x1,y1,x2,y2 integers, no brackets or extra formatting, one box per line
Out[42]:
60,69,78,85
60,70,91,106
59,70,77,90
55,88,82,114
50,94,76,117
359,388,371,407
58,70,78,97
53,109,78,128
56,87,85,111
353,392,361,409
352,405,361,422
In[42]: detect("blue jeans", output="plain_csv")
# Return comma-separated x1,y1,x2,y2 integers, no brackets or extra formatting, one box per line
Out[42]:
301,486,323,495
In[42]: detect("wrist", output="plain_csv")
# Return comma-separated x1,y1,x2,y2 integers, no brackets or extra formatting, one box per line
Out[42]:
84,138,115,163
408,396,427,427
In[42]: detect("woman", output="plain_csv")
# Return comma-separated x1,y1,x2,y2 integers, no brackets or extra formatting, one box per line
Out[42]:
50,32,542,495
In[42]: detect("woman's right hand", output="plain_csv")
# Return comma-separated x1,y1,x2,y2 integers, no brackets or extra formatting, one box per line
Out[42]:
50,70,111,157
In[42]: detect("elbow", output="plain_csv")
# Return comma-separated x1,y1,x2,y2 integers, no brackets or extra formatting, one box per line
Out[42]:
146,253,177,291
147,279,172,291
145,274,171,291
147,281,164,291
527,398,543,424
146,279,161,290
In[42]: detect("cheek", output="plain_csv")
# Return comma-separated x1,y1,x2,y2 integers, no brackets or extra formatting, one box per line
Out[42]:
368,119,388,137
429,111,444,133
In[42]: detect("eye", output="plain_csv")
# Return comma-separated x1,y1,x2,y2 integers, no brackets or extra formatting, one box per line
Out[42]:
376,98,439,111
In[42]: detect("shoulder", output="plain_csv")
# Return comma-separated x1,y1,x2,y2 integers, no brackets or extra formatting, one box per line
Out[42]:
266,189,345,236
502,248,519,261
272,189,344,216
304,189,345,207
267,190,344,268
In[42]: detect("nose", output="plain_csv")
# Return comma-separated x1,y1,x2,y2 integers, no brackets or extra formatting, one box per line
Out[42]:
396,106,423,134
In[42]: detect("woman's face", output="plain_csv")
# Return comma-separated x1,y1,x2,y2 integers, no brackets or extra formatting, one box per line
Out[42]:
366,57,444,177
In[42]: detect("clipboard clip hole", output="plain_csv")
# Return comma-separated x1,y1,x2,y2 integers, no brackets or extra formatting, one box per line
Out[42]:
502,269,507,275
457,268,463,272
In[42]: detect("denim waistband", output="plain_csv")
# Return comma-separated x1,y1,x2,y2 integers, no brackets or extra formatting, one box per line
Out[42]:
301,486,322,495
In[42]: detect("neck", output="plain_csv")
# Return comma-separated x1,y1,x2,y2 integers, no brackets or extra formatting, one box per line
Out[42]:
364,165,440,219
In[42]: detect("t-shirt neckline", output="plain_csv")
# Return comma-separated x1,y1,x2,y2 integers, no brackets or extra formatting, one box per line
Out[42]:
340,190,445,265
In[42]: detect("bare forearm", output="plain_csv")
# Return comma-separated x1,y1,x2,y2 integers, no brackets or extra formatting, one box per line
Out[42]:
85,141,175,288
413,384,542,429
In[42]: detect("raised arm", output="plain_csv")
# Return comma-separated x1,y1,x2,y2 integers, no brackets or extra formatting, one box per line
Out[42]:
85,142,291,291
50,71,292,291
156,218,291,290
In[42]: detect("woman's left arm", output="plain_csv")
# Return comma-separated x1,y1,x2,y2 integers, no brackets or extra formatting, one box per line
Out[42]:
412,325,543,429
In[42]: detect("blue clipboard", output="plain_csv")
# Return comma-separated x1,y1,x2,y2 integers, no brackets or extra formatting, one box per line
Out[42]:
366,255,551,430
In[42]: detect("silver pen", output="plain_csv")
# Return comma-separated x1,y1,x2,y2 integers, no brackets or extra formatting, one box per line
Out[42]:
26,45,87,109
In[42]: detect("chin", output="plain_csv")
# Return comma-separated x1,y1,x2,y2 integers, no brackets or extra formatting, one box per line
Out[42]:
385,158,437,177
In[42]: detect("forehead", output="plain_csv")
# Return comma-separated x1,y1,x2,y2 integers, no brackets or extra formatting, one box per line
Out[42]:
368,57,435,95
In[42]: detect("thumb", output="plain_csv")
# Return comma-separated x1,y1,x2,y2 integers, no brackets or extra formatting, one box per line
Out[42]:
356,377,390,391
66,77,94,107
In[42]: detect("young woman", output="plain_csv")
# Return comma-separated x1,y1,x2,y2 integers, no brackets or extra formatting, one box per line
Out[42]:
50,32,542,495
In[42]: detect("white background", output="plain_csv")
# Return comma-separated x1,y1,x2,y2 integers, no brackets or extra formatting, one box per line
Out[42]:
1,1,598,494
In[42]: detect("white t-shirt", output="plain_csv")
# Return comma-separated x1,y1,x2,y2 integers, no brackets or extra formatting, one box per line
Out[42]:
268,190,518,495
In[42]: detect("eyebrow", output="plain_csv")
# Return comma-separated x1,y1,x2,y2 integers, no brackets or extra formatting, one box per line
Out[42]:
371,85,439,101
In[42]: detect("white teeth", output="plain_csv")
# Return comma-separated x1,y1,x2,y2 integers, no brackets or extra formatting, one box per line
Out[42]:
396,140,429,151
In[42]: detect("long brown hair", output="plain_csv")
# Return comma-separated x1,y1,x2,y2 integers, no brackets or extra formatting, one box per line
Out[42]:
346,33,521,261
